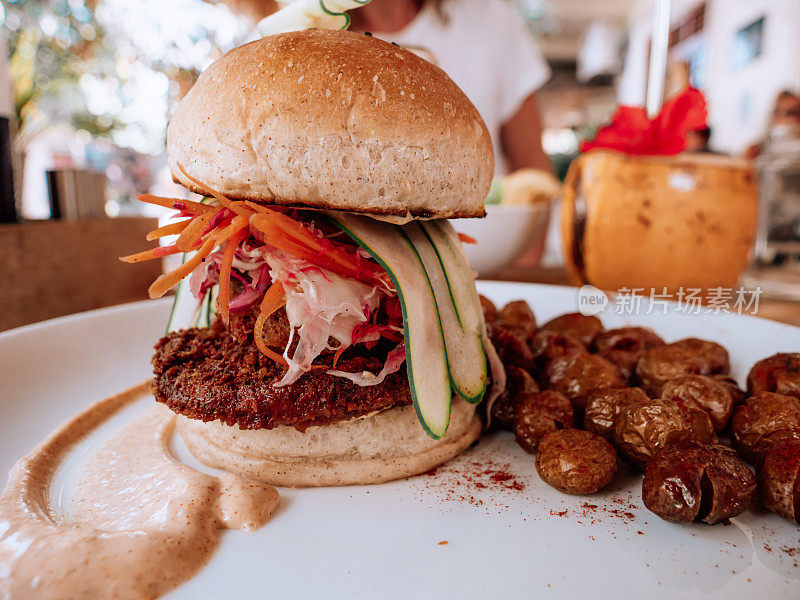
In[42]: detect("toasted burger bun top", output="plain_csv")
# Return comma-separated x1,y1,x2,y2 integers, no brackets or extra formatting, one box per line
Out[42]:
167,29,493,219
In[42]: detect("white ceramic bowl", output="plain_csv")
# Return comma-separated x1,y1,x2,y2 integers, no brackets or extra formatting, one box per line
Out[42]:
454,203,550,276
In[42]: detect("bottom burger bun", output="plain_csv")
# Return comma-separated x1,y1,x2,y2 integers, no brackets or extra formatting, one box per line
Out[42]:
177,399,481,487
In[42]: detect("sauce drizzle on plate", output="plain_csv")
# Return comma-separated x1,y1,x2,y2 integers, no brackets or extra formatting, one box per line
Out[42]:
0,382,279,600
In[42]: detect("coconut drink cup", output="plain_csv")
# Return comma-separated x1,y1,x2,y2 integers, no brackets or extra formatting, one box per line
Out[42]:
562,88,759,295
561,150,758,293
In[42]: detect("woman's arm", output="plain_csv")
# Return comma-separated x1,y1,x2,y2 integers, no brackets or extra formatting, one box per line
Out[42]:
500,92,552,173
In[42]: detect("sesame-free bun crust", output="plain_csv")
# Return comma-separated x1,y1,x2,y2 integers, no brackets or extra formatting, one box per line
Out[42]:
177,399,481,487
167,29,493,219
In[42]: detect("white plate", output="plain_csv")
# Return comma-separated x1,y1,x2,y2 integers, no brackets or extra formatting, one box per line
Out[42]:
1,282,799,600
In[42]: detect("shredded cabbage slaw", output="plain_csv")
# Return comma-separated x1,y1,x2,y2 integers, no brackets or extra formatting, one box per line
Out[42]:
121,164,404,386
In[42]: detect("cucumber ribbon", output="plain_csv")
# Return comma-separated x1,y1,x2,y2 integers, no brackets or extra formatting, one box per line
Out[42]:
328,213,490,439
257,0,372,37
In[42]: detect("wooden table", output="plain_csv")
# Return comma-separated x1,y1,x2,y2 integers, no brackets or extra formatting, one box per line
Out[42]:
487,266,800,328
0,218,161,332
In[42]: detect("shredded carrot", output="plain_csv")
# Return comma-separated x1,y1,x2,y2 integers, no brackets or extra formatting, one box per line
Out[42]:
265,210,382,278
119,244,181,263
263,208,332,254
252,216,323,256
148,216,248,299
176,163,251,218
332,345,346,368
259,280,285,319
253,281,287,365
148,236,217,298
458,232,477,245
137,194,216,215
217,227,248,326
146,219,191,241
231,200,257,214
253,217,362,280
176,211,217,252
244,201,269,213
254,322,288,365
250,213,380,282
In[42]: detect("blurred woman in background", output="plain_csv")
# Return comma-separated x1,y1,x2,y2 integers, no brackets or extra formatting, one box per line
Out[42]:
770,90,800,131
350,0,552,175
745,90,800,160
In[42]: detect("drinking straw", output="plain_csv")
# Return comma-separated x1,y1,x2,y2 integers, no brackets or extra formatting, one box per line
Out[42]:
646,0,671,118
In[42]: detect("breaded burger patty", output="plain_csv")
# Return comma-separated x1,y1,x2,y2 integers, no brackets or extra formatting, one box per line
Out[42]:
152,319,411,432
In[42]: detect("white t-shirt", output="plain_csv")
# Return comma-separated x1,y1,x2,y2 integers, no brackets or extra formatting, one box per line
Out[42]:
378,0,550,174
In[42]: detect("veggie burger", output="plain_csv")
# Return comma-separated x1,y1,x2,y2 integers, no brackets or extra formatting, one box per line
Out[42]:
123,29,504,487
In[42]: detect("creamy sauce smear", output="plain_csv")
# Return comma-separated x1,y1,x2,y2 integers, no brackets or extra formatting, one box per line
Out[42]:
0,382,279,600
